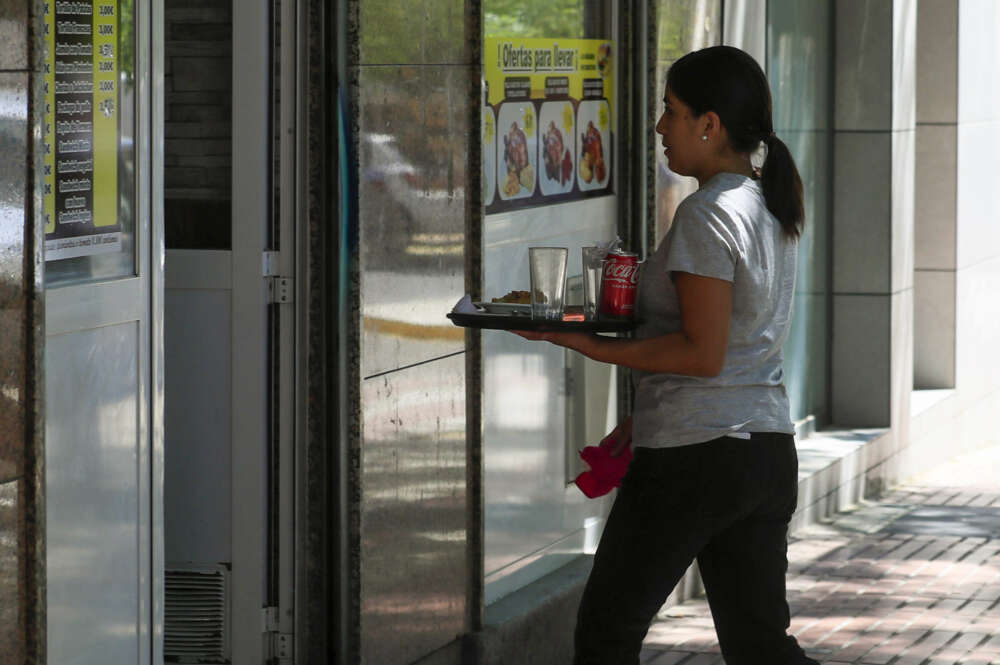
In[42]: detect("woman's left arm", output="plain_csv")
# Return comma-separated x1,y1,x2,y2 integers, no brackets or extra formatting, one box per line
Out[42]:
513,271,732,377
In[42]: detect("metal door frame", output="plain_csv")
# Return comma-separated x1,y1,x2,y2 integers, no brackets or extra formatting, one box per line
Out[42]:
151,0,165,660
231,0,271,661
274,0,299,657
230,0,301,660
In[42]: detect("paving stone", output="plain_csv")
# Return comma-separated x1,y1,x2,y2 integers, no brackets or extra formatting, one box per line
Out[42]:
893,630,957,665
926,631,989,664
639,646,665,663
645,651,691,665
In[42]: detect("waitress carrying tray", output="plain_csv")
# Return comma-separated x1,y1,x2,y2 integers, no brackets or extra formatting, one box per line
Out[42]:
447,305,638,333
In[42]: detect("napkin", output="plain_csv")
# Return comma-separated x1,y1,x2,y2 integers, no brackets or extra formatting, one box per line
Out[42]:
573,442,634,498
451,294,483,314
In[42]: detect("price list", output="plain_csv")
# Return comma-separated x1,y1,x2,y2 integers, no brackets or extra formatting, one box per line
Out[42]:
43,0,121,261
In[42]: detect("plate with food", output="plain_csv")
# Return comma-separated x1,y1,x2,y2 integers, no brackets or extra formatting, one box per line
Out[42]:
538,101,575,196
496,102,537,200
576,99,611,191
479,289,531,314
479,302,532,316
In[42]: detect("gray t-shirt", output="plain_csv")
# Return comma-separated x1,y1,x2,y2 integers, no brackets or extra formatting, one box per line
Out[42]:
631,172,797,448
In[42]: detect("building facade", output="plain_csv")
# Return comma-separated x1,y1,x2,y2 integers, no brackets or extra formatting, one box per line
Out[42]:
1,1,999,664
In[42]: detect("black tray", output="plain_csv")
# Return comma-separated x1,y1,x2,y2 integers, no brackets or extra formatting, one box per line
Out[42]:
447,309,637,333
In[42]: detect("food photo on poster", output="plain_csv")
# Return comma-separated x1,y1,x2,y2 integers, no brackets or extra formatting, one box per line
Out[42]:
483,103,497,207
538,100,574,196
576,99,610,191
497,100,537,201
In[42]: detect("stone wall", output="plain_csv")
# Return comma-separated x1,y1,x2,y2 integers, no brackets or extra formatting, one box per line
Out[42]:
0,0,45,663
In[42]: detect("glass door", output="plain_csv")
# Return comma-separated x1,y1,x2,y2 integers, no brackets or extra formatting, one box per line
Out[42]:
42,0,163,663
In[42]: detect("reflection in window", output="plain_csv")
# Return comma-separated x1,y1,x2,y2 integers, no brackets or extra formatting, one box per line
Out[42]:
768,0,833,425
651,0,722,247
485,0,613,39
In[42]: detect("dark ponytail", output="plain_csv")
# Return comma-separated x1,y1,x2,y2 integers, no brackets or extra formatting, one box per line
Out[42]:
760,134,804,237
667,46,804,238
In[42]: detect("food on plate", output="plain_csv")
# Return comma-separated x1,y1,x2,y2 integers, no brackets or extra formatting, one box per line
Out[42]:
579,121,607,184
503,170,520,197
543,121,571,185
519,163,534,190
579,155,592,183
491,290,531,304
502,121,532,195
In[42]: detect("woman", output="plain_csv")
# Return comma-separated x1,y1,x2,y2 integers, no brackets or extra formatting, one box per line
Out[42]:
514,46,819,665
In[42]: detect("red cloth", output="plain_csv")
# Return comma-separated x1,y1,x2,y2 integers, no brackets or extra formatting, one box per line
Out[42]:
574,443,634,498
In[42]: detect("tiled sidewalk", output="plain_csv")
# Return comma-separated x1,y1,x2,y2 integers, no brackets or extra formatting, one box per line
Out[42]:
640,446,1000,665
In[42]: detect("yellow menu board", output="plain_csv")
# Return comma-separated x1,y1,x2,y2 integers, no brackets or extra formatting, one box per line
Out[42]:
43,0,121,260
484,37,614,214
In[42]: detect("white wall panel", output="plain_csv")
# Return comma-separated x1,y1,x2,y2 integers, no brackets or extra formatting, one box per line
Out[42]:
956,122,1000,270
958,0,1000,124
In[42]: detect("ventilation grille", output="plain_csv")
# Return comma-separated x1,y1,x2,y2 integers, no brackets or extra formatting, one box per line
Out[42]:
165,566,230,664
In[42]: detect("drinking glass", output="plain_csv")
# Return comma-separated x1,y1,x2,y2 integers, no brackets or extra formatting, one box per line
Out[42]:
529,247,568,321
581,246,608,320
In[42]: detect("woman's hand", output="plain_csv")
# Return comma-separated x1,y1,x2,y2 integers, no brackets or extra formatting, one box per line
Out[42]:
600,416,633,457
510,330,595,351
509,272,731,376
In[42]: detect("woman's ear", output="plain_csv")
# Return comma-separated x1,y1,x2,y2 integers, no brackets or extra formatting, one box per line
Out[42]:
702,110,722,140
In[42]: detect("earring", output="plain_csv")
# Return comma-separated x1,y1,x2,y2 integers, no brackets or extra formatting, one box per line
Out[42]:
701,135,708,141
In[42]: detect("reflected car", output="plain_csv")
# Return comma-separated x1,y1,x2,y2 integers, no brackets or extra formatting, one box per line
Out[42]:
360,132,464,269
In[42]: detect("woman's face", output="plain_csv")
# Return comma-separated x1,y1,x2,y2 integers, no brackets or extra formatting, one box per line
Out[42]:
654,87,704,178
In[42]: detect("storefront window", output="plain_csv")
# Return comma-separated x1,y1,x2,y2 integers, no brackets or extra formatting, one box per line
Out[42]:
651,0,722,246
482,0,619,604
43,0,137,286
768,0,833,425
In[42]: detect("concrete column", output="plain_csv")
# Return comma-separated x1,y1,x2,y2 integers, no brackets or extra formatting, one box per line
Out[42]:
831,0,916,484
0,1,45,664
952,1,1000,400
904,0,1000,477
914,0,958,389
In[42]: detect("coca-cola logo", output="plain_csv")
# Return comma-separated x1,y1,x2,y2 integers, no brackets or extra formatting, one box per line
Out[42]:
603,261,640,285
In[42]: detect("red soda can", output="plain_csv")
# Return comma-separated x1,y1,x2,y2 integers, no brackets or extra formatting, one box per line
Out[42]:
598,251,640,319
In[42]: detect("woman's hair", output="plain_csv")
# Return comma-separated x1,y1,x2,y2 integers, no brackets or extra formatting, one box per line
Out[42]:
667,46,804,238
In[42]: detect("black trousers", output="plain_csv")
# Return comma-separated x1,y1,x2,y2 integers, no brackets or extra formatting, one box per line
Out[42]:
573,433,819,665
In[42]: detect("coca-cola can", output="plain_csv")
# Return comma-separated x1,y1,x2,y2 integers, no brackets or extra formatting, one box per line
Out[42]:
598,251,640,319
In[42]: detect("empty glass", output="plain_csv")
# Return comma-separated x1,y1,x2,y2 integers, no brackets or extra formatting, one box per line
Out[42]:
529,247,568,320
581,246,608,320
